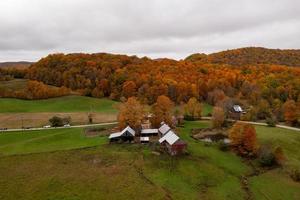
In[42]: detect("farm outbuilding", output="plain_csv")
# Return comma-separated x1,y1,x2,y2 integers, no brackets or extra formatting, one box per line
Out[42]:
141,129,158,136
159,130,187,155
140,136,150,143
229,105,246,120
109,126,135,143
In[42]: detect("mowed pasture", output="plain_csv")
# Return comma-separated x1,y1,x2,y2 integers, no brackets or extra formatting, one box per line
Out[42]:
0,112,117,129
0,95,213,128
0,96,119,128
0,121,299,200
0,95,119,113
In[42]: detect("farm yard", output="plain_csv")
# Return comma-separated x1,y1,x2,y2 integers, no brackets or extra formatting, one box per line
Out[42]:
0,121,300,200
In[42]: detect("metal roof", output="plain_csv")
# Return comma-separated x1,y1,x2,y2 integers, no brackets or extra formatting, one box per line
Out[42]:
159,130,179,145
109,126,135,139
233,105,243,112
109,132,122,139
158,124,171,135
121,126,135,136
141,129,158,134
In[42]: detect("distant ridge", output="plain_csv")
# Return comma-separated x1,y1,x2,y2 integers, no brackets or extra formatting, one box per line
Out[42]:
0,61,34,68
185,47,300,67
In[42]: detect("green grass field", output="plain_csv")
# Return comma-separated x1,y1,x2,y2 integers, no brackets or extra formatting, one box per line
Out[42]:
0,121,299,199
0,96,118,113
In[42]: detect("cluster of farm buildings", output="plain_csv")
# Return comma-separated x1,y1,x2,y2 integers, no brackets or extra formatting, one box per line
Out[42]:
108,122,187,156
107,104,245,155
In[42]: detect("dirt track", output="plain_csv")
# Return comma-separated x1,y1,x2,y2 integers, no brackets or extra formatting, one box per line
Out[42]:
0,112,117,129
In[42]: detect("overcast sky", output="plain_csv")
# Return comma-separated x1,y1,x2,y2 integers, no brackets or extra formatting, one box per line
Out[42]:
0,0,300,61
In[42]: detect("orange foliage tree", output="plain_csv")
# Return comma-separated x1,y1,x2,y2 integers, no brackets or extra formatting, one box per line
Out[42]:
151,95,174,128
117,97,144,130
229,123,258,156
212,107,225,128
283,100,298,125
122,81,137,98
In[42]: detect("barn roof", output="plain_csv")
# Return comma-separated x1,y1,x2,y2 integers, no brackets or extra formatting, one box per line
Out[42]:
158,124,171,135
159,130,179,145
121,126,135,136
109,126,135,139
141,129,158,134
109,132,122,139
233,105,243,112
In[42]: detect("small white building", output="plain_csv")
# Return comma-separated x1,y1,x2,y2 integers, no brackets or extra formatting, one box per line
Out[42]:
140,137,150,143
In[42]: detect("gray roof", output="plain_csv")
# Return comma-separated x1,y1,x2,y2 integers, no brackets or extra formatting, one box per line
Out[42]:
158,124,171,135
159,130,179,145
109,126,135,139
233,105,243,112
141,129,158,134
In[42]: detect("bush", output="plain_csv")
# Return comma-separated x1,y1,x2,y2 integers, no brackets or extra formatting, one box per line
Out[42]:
49,116,71,127
290,169,300,182
266,116,277,127
258,145,276,167
218,140,230,151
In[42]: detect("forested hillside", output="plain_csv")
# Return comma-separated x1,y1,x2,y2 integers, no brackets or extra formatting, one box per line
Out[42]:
1,48,299,124
186,47,300,67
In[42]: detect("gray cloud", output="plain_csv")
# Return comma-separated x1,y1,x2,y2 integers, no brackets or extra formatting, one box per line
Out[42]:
0,0,300,61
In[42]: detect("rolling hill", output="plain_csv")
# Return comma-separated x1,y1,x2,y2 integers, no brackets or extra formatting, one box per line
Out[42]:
185,47,300,67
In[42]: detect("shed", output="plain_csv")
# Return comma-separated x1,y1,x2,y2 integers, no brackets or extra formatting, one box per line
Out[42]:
109,126,135,142
140,137,150,143
233,105,243,113
159,130,187,155
141,129,158,136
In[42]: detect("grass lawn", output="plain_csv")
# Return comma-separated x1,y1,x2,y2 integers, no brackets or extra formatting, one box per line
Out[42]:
255,125,300,168
0,95,118,113
202,103,213,116
0,121,299,199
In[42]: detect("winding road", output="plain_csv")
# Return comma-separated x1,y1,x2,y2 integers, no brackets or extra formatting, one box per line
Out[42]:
1,118,299,133
0,122,118,132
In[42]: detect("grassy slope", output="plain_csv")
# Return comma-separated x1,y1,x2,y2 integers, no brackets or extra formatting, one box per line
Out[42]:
202,103,213,116
0,96,118,113
0,127,111,156
0,122,299,199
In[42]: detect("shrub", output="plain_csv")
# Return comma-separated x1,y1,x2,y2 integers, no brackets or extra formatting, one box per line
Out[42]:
290,169,300,182
218,140,230,151
258,145,276,167
49,116,71,127
266,116,277,127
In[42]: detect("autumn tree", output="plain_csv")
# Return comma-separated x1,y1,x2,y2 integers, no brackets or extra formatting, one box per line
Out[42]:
122,81,137,98
117,97,144,130
184,97,202,120
151,95,174,128
229,123,258,156
283,100,298,125
212,107,225,128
